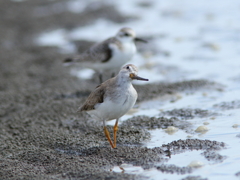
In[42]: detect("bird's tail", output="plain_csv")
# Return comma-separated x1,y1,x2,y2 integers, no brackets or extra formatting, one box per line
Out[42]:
63,57,78,66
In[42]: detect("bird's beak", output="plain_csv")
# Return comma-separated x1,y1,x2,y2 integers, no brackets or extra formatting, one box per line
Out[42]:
134,37,148,43
130,73,149,81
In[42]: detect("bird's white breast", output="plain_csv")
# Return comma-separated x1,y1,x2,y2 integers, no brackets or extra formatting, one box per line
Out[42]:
88,84,137,121
104,41,136,70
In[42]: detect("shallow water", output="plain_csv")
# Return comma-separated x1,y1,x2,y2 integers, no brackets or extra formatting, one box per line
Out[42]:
36,0,240,179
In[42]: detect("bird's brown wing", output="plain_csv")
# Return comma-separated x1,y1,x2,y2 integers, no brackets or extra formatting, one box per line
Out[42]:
78,84,105,112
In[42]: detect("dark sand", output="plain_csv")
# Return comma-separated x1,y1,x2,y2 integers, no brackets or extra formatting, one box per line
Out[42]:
0,1,227,179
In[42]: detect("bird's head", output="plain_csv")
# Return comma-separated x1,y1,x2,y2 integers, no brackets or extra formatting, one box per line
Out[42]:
120,64,149,81
116,28,147,43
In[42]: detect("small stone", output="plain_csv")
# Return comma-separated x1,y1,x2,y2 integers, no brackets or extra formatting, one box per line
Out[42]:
188,161,204,168
165,126,178,132
202,42,220,51
165,126,178,135
232,124,239,128
195,126,208,133
203,122,209,125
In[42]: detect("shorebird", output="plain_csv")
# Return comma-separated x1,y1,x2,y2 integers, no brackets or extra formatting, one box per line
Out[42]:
64,27,147,83
78,64,148,148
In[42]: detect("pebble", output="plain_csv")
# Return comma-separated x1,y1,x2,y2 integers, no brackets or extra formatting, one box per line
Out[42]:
195,126,208,133
188,161,204,168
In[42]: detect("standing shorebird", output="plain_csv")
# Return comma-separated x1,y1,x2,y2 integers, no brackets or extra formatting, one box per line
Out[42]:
64,27,147,83
78,64,148,148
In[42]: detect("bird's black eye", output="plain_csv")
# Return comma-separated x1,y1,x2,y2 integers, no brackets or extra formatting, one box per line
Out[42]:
124,32,130,36
126,66,130,69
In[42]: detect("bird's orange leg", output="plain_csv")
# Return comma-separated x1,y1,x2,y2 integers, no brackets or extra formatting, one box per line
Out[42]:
113,119,119,148
104,126,114,148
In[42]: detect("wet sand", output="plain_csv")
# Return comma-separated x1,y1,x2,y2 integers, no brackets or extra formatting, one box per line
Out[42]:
0,1,231,180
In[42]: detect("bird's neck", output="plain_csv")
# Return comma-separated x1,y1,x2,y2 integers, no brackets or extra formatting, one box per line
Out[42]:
115,75,132,88
117,37,133,45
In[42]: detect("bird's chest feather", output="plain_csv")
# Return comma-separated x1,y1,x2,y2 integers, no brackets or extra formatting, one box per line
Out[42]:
120,42,136,58
111,85,137,108
110,42,136,62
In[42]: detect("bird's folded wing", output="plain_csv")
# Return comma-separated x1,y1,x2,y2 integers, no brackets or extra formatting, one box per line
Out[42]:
86,37,114,63
69,37,117,64
78,85,105,112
